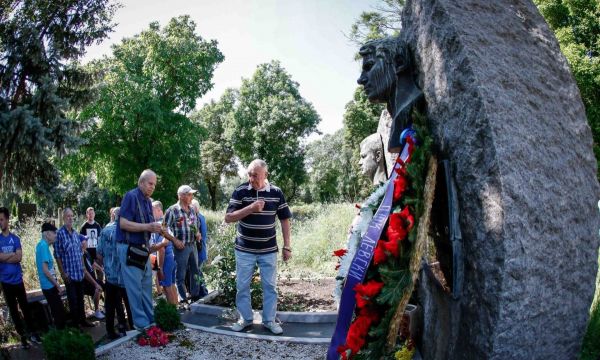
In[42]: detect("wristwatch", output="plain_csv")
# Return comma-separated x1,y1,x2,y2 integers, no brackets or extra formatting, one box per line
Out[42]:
282,246,292,252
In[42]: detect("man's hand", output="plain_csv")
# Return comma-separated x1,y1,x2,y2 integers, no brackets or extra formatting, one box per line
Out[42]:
62,274,70,285
174,239,185,250
252,200,265,213
157,269,165,281
57,286,64,296
148,222,162,233
93,262,104,273
282,248,292,262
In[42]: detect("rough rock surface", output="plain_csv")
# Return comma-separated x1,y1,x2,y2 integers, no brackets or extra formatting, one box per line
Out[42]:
401,0,600,359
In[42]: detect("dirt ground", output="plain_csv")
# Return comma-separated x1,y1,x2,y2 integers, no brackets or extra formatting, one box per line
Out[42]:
277,277,336,312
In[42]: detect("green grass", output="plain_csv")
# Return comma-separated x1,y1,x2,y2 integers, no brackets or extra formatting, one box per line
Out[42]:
580,249,600,360
201,203,356,278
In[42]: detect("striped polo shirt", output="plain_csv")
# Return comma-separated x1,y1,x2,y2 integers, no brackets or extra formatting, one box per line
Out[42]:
226,181,292,254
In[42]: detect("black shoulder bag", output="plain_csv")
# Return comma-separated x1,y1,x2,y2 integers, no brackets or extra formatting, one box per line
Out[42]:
125,197,151,270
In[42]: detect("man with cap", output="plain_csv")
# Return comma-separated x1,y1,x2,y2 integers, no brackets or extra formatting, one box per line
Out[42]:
36,222,66,329
0,207,41,348
164,185,202,303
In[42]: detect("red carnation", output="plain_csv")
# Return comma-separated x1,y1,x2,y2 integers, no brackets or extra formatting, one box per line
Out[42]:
333,248,347,257
393,175,408,202
373,240,387,265
354,280,384,298
138,337,148,346
149,336,159,347
383,238,400,257
387,213,408,244
355,292,369,309
399,206,415,231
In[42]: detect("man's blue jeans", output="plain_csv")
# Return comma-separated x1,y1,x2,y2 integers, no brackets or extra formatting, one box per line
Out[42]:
235,250,278,323
174,243,199,301
117,243,153,329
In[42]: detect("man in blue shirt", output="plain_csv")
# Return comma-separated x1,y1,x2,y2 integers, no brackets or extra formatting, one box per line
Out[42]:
97,207,132,339
116,169,163,329
225,159,292,335
0,207,41,348
36,222,66,330
55,207,97,328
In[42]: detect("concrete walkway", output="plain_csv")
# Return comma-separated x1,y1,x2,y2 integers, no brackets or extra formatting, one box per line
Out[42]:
180,311,335,343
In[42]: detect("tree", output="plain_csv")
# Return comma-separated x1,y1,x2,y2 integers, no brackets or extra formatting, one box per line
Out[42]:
342,87,384,198
305,129,361,203
534,0,600,178
62,16,224,201
231,61,320,200
0,0,118,194
347,0,403,48
192,89,238,210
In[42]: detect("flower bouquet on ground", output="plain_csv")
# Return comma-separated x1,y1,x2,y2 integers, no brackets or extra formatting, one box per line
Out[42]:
137,325,173,347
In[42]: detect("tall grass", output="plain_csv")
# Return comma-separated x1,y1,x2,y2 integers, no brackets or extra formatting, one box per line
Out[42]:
201,203,356,278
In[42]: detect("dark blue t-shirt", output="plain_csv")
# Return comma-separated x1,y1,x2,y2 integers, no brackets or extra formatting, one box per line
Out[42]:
116,187,154,245
0,233,23,285
226,182,292,254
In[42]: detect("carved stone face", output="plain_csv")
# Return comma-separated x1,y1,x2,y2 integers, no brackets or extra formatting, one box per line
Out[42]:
357,51,396,103
359,135,382,179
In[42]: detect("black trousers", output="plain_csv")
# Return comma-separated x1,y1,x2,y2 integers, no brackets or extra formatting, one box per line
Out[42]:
121,285,134,329
65,279,86,325
105,282,127,334
42,287,66,329
1,282,35,336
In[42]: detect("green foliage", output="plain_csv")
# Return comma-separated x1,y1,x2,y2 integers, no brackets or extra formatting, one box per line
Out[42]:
61,15,224,201
154,298,182,332
341,87,385,199
192,89,238,210
231,60,320,201
305,130,361,203
347,0,404,48
534,0,600,178
203,222,262,308
42,327,95,360
0,0,118,194
284,203,357,277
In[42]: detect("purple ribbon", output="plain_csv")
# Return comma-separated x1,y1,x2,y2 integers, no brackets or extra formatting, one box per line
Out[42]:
327,143,411,360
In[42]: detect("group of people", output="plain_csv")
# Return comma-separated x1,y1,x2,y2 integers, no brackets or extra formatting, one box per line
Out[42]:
0,158,293,349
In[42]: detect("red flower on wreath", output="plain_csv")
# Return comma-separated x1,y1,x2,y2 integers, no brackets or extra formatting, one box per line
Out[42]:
393,175,408,202
399,206,415,232
373,240,387,265
354,280,384,298
333,249,348,257
387,213,408,245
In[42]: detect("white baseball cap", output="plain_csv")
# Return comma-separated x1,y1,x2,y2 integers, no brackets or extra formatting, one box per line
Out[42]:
177,185,197,195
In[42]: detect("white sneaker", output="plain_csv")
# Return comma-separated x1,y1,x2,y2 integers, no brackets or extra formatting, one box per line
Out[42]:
94,310,105,319
263,321,283,335
231,319,253,332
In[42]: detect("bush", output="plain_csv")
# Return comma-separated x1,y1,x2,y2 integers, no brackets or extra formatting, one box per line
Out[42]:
154,298,181,332
203,222,262,308
42,327,95,360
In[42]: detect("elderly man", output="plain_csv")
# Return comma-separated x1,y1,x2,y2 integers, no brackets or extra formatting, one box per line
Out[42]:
55,207,98,328
164,185,200,303
0,207,41,348
225,159,292,335
357,37,423,153
116,169,163,329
